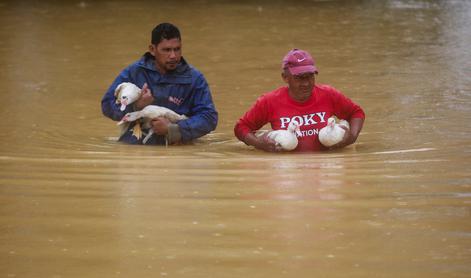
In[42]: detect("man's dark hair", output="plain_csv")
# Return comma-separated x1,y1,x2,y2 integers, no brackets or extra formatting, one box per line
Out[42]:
151,23,181,44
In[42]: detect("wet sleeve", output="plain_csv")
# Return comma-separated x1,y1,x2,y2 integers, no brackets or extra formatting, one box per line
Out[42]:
234,95,270,143
101,67,134,121
177,75,218,142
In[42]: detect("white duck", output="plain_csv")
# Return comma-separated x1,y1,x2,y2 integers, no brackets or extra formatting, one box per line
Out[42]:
259,120,302,151
318,116,350,147
117,105,187,144
114,82,142,111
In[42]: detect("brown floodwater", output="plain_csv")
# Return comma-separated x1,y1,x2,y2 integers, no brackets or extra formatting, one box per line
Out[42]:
1,0,470,277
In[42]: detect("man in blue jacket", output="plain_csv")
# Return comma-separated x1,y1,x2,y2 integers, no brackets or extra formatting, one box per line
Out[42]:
102,23,218,145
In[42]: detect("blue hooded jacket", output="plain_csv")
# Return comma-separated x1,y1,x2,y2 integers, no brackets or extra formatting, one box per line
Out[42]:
101,53,218,144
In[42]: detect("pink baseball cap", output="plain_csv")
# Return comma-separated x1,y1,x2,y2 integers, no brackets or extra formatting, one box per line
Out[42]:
282,49,318,75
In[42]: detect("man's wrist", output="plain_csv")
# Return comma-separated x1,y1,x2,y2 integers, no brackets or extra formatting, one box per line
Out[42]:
167,123,182,144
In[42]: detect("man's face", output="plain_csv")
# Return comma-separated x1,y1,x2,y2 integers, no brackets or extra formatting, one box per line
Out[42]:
149,38,182,74
282,71,316,102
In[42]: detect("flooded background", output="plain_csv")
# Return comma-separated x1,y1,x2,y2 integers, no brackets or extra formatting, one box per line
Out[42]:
1,0,470,277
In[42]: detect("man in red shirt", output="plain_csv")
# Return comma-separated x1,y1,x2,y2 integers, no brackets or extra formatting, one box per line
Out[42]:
234,49,365,152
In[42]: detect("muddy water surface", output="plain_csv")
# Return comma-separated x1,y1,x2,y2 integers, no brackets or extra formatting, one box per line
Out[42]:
1,1,470,277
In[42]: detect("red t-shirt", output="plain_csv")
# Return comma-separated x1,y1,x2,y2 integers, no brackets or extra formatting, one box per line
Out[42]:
234,84,365,152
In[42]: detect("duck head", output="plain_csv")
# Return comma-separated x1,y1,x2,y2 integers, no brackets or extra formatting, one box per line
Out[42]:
119,96,129,111
327,116,337,127
114,82,141,111
117,111,141,125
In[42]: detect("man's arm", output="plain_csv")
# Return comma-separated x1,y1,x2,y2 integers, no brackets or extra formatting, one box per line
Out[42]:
176,75,218,143
234,95,281,152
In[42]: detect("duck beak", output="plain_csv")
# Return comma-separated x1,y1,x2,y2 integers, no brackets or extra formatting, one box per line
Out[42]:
120,100,128,111
295,127,302,136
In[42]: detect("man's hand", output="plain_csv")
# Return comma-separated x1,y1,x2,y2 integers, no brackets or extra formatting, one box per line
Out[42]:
151,117,171,135
134,83,154,110
245,133,281,152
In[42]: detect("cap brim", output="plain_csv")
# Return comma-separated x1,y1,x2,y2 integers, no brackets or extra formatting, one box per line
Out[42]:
288,65,318,75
